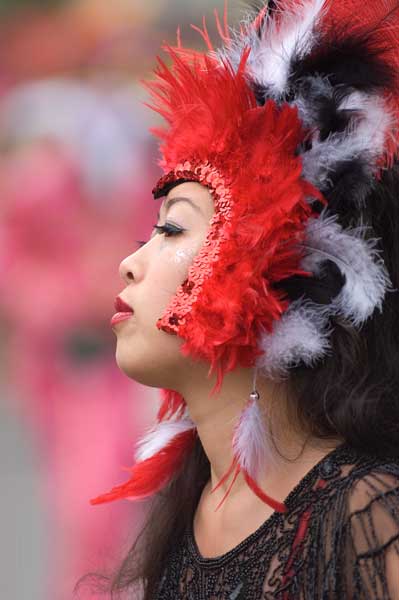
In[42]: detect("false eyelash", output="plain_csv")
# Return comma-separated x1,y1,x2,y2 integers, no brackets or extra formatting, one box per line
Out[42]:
153,223,185,237
134,223,184,248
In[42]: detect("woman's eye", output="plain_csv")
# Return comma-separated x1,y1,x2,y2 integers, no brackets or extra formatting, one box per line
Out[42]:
153,222,185,238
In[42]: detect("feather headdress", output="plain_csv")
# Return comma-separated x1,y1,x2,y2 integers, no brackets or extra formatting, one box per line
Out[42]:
91,0,399,509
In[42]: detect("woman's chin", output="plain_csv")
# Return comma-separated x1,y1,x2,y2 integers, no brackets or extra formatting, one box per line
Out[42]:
114,346,164,387
114,328,187,387
115,346,145,382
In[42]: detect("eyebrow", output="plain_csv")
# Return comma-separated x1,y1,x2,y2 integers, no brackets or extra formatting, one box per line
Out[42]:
158,196,203,219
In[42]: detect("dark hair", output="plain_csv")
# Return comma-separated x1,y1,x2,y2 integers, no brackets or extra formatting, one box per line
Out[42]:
289,164,399,459
74,164,399,599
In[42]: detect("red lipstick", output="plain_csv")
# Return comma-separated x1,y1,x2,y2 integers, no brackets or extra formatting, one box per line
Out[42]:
111,296,134,327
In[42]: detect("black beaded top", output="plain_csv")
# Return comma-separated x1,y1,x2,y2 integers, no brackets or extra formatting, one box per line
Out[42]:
155,444,399,599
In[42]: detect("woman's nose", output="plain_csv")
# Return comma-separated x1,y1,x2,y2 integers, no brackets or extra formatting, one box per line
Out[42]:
119,238,150,284
119,253,137,284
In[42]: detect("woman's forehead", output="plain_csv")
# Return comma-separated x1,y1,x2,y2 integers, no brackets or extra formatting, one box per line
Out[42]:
159,181,214,217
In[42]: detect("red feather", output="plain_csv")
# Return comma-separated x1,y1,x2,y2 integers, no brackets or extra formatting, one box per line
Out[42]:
157,388,186,421
90,428,197,505
244,471,287,513
147,43,324,387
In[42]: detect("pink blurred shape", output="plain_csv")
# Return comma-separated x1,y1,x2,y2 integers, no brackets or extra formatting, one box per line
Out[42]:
0,125,157,598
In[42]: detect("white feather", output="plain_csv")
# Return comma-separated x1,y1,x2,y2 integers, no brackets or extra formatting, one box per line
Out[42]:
219,0,326,96
256,298,333,378
256,211,392,377
134,416,195,462
232,397,275,479
302,212,392,325
339,92,395,156
292,74,333,128
301,93,394,190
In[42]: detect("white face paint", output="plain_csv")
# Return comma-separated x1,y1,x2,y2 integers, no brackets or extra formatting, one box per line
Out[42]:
171,247,198,265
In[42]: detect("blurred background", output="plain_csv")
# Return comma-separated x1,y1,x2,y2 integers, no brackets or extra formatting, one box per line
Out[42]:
0,0,244,599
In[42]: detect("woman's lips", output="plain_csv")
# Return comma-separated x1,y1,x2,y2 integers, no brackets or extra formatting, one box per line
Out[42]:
114,296,133,313
111,296,134,327
110,312,133,327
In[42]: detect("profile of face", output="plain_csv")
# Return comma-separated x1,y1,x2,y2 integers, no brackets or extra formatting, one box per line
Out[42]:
116,181,215,389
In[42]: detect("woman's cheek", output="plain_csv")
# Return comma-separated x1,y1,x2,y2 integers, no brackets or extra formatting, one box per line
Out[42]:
160,242,200,275
152,234,208,313
171,247,198,265
146,244,201,321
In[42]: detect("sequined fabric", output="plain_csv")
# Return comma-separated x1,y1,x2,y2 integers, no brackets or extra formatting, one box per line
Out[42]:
149,87,319,385
153,160,233,336
154,445,399,599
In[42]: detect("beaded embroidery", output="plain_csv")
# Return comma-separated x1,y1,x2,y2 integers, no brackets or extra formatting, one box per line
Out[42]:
154,446,399,599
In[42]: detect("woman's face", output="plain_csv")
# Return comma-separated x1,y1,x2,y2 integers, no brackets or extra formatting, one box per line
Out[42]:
115,181,215,388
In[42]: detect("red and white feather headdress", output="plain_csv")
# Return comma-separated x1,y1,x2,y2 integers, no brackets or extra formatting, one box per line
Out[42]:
91,0,399,510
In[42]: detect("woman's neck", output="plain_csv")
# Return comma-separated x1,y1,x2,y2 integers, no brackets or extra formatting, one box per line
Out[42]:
177,365,341,508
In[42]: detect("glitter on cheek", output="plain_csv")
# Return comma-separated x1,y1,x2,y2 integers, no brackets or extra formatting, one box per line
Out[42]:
172,248,198,265
156,244,199,275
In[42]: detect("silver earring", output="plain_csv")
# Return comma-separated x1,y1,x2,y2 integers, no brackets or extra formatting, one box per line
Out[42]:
250,367,260,403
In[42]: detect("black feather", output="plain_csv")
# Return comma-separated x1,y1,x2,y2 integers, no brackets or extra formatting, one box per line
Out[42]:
323,159,375,225
274,259,346,305
290,24,396,94
294,77,356,140
252,81,267,106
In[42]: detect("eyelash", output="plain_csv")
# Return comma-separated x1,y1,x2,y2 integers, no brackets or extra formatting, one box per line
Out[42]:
153,222,185,237
135,222,185,248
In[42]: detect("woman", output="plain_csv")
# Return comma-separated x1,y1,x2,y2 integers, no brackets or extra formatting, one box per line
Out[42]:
83,1,399,598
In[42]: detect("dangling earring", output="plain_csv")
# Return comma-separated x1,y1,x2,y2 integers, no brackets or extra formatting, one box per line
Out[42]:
249,365,260,403
211,367,287,513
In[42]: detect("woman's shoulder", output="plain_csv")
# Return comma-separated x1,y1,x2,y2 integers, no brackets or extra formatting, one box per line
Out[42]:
333,445,399,499
340,451,399,548
347,454,399,499
319,444,399,518
318,446,399,597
